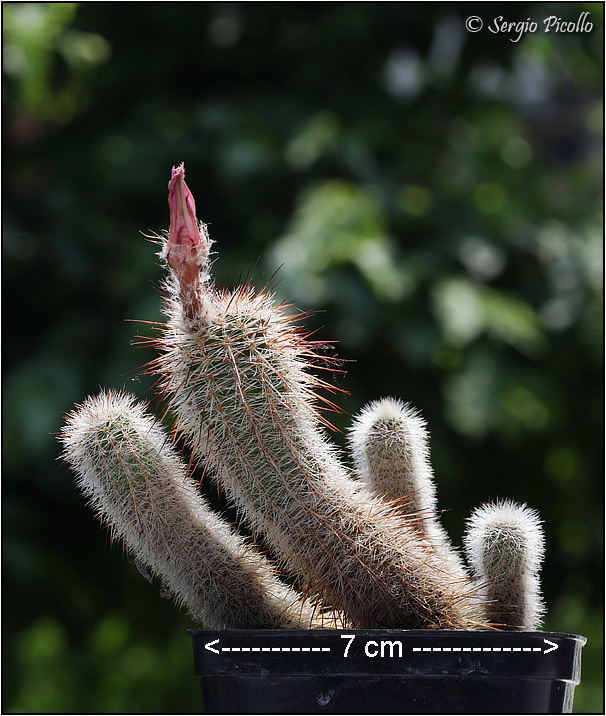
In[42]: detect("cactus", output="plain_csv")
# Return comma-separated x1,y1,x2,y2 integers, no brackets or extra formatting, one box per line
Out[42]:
348,397,468,580
59,163,548,633
59,390,326,629
463,500,546,630
150,164,483,630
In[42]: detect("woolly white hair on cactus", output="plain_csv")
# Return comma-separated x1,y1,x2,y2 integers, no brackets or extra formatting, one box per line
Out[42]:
463,499,546,631
59,389,322,629
348,397,468,580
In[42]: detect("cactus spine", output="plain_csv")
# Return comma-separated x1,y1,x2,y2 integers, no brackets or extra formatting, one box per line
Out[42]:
153,164,481,629
59,390,322,629
463,499,546,630
348,397,468,580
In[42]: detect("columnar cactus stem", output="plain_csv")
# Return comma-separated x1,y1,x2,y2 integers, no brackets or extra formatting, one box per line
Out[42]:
59,390,323,629
152,165,482,629
463,500,546,630
348,397,468,580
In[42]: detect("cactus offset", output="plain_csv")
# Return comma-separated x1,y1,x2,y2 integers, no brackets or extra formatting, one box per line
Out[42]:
151,164,482,629
348,397,468,580
59,390,323,629
463,499,546,630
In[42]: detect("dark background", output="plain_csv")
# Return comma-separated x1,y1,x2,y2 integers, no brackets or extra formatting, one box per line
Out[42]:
3,2,603,712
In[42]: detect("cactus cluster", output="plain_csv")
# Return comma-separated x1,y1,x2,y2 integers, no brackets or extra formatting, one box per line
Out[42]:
59,164,546,632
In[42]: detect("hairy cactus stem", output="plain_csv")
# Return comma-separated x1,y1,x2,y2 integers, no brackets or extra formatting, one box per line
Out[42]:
348,397,469,581
463,499,546,631
59,390,327,629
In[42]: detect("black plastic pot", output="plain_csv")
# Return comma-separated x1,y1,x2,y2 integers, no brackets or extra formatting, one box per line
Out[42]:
189,629,585,714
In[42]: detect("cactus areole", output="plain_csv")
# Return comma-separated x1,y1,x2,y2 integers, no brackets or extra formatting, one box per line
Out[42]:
59,164,586,713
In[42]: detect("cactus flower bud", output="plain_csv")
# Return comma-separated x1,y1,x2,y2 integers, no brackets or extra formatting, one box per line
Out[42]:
166,163,211,317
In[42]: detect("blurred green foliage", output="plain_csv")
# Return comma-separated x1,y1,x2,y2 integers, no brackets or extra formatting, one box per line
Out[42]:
3,2,602,713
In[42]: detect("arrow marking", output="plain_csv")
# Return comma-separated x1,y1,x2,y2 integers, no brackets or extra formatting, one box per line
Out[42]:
206,638,558,657
412,647,542,652
204,639,330,654
205,639,220,654
222,647,330,652
412,639,558,655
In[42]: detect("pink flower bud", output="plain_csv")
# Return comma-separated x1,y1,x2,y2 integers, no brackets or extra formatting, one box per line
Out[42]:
166,163,208,290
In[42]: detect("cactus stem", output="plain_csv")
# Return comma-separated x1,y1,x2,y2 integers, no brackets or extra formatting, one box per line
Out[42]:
348,397,469,581
59,390,326,629
463,499,546,630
